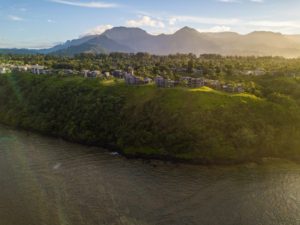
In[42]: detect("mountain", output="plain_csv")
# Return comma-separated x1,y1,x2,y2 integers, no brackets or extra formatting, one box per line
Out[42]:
40,35,98,54
52,35,133,56
100,26,220,55
98,27,300,57
3,26,300,57
222,31,300,56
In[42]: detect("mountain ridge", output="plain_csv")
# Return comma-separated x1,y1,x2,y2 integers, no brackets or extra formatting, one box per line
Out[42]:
2,26,300,57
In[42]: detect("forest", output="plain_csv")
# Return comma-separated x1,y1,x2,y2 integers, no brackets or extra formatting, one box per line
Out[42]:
2,53,300,79
1,54,300,164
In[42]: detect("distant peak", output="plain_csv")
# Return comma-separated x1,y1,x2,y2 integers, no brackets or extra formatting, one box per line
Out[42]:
181,26,194,30
248,31,283,36
216,31,239,35
104,26,147,34
102,26,150,41
176,26,199,34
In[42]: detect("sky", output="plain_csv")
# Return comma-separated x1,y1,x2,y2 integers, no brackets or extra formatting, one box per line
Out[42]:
1,0,300,48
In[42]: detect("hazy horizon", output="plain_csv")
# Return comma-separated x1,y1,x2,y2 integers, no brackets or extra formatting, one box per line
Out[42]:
2,0,300,48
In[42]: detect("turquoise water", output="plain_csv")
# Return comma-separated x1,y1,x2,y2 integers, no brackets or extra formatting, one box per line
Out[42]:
0,125,300,225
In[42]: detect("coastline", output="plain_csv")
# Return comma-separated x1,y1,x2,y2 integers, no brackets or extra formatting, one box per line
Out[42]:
1,73,300,165
1,123,299,167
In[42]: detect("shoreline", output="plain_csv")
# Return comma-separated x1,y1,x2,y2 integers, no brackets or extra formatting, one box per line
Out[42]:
1,123,299,167
1,74,300,166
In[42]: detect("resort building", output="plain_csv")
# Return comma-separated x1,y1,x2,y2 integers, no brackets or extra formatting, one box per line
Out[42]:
31,65,45,75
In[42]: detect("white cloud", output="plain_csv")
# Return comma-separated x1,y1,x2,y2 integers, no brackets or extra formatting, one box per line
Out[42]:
168,17,177,25
8,15,24,21
168,16,240,26
248,20,300,28
47,19,55,23
197,26,232,33
49,0,118,8
126,16,165,28
83,24,113,36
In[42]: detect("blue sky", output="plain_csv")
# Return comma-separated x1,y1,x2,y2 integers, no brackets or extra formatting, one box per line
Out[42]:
1,0,300,48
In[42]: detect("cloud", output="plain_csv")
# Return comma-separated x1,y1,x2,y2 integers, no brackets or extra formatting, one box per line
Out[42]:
168,16,240,26
126,16,165,28
47,19,55,23
168,18,177,25
49,0,118,8
8,15,24,21
197,26,232,33
83,24,113,36
247,20,300,28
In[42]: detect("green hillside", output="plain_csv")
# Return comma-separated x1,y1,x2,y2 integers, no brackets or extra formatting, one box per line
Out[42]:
1,73,300,164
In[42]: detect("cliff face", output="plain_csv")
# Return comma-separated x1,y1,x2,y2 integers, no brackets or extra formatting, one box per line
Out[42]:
1,73,300,164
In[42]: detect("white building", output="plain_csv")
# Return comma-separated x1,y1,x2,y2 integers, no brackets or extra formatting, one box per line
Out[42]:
16,65,29,72
31,65,45,75
82,70,90,78
103,72,110,78
0,67,6,74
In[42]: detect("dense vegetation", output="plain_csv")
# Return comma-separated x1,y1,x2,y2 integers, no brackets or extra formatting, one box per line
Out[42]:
1,69,300,164
2,53,300,80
